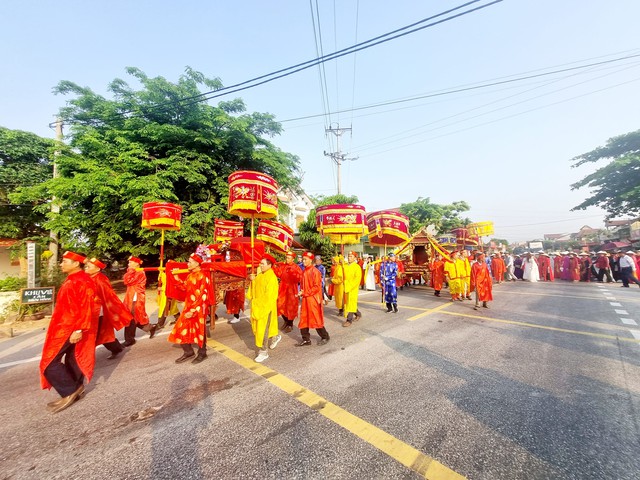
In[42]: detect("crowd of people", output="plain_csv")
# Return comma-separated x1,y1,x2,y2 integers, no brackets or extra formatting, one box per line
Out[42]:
39,243,640,414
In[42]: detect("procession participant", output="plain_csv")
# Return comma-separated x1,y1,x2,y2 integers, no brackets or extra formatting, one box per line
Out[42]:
610,251,621,282
40,251,97,414
538,252,553,282
460,250,472,299
619,251,640,288
381,252,399,313
561,252,571,281
168,253,212,364
224,287,245,324
85,257,131,360
471,252,493,309
514,254,524,280
358,254,366,290
504,252,517,282
246,254,280,363
314,255,329,304
490,252,506,284
568,253,580,282
579,252,592,282
396,255,406,290
595,251,612,283
331,255,345,316
273,251,302,333
430,253,445,297
522,252,540,282
122,256,154,346
363,255,376,291
444,250,463,301
553,252,563,279
342,251,363,327
297,252,330,346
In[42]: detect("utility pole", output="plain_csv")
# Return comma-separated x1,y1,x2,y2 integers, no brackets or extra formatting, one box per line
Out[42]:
48,118,63,272
324,125,357,194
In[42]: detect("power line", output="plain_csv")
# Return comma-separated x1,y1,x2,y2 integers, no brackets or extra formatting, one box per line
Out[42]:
279,52,640,124
61,0,503,126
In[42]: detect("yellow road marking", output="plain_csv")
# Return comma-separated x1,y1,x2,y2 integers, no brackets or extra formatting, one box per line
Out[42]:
438,310,640,343
407,303,453,321
209,339,466,480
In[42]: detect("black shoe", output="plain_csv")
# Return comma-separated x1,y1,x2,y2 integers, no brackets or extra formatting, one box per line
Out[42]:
175,352,195,363
393,304,398,313
295,340,312,347
317,338,330,346
123,340,136,347
149,325,157,339
386,309,392,313
191,354,207,364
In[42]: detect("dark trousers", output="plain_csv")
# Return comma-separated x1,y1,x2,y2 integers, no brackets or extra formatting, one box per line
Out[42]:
43,340,84,397
97,316,123,354
181,332,207,357
346,310,361,323
300,327,329,341
620,267,640,287
124,300,149,343
597,268,613,283
282,315,294,327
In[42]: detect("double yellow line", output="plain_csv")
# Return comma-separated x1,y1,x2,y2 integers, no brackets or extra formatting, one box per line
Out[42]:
209,339,465,479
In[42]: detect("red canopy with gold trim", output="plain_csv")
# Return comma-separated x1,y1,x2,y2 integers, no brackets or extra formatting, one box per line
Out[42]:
227,170,278,219
257,220,294,253
316,204,367,245
367,210,410,247
141,202,182,230
214,219,244,242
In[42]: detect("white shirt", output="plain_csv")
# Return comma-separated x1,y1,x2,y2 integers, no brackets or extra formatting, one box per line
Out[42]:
619,255,636,269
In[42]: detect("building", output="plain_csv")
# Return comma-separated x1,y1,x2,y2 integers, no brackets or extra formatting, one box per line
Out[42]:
277,188,314,234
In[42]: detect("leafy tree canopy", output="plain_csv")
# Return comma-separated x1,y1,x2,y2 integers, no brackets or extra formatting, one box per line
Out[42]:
299,194,360,260
571,129,640,218
398,197,471,234
11,67,302,261
0,127,55,238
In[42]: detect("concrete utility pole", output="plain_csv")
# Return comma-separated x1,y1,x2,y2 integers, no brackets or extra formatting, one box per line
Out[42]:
48,118,63,272
324,125,357,194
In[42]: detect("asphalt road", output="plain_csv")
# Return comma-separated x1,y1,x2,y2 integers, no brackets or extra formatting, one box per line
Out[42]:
1,280,639,480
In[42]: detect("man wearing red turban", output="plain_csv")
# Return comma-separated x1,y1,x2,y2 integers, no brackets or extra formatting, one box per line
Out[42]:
122,256,155,346
273,251,302,333
40,251,98,413
296,252,330,346
85,257,132,360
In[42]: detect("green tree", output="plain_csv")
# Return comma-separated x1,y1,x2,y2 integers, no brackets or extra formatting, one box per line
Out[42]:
11,67,302,261
571,129,640,217
0,127,55,238
398,197,471,234
298,194,360,259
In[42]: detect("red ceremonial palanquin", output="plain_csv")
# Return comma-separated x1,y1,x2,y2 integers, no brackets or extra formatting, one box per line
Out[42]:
123,268,149,325
90,272,132,345
273,262,302,320
168,269,213,348
299,264,324,329
40,271,98,389
395,260,406,288
471,261,493,302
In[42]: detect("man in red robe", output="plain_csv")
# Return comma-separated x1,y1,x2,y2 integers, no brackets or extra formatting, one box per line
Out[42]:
430,253,445,297
297,252,330,346
568,253,580,281
85,257,132,360
396,256,406,290
122,256,154,346
538,252,554,282
471,252,493,309
224,288,245,324
491,253,506,284
273,251,302,333
40,251,98,414
169,253,212,364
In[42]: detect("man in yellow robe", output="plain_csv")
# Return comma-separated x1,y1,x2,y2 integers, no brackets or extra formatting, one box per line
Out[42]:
330,255,345,316
444,250,463,302
246,254,281,363
343,251,363,327
459,250,472,300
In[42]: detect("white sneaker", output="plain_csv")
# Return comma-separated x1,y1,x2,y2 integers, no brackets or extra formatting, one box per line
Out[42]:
269,334,282,350
255,350,269,363
228,317,241,324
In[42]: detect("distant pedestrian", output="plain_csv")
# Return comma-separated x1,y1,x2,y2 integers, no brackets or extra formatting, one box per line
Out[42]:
619,251,640,288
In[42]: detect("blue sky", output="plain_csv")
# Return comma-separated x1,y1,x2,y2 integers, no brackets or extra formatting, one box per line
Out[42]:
2,0,640,241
